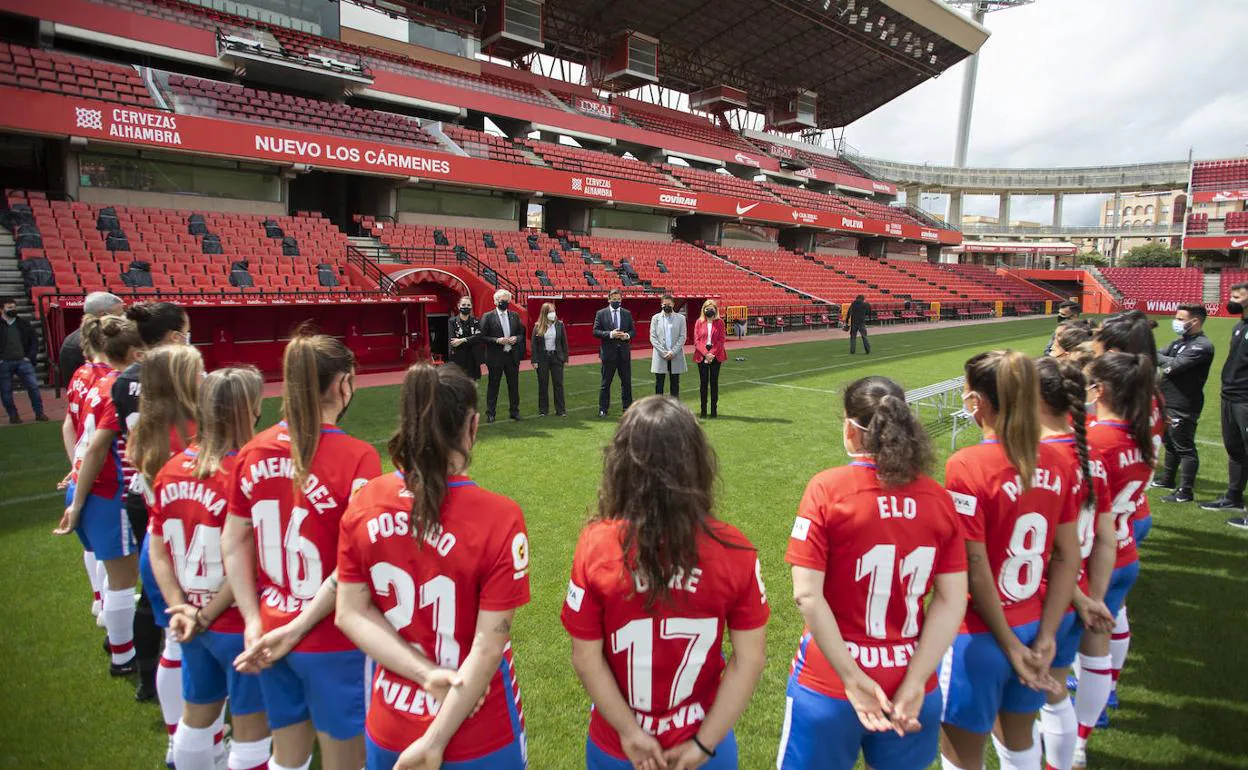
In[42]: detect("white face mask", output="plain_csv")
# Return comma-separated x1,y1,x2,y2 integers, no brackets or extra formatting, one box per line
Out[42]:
547,312,557,322
842,418,872,458
1171,319,1189,335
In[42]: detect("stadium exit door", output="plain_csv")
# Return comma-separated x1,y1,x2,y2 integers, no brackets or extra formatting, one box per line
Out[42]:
288,171,396,231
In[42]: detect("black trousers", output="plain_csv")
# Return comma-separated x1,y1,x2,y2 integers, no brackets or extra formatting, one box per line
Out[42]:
1161,410,1200,491
655,358,681,397
599,347,632,413
126,496,163,669
850,324,871,354
698,359,721,415
536,360,565,415
1221,399,1248,500
486,361,520,418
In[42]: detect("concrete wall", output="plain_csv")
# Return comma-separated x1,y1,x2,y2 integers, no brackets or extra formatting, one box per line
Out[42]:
721,237,777,250
592,228,670,242
395,212,519,230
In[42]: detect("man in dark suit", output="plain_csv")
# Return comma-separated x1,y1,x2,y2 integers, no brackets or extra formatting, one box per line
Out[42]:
847,294,871,354
592,288,634,416
446,295,483,380
480,289,525,422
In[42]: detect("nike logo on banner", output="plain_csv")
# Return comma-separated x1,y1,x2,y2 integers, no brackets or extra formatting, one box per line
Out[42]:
736,202,760,215
1232,239,1248,248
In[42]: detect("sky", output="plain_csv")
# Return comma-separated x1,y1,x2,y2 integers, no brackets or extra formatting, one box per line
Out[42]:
841,0,1248,224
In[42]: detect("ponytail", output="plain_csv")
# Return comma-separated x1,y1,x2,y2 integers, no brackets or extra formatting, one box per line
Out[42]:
843,376,933,487
966,350,1039,489
388,363,478,543
1089,352,1157,466
128,345,203,485
1037,356,1098,510
282,327,355,489
194,366,263,479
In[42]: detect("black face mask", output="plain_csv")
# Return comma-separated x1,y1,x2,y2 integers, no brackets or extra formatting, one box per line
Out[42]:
662,306,673,314
336,382,355,424
498,300,509,311
1229,301,1245,316
2,309,14,319
610,301,621,310
459,307,471,315
704,308,716,318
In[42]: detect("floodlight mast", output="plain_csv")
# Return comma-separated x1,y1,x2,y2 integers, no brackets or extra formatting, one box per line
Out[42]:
944,0,1033,224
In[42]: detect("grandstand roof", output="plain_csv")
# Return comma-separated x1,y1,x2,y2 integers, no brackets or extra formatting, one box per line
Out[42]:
432,0,989,128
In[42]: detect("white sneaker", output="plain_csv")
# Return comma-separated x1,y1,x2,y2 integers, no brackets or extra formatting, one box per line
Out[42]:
96,607,107,628
1072,744,1087,769
91,599,102,618
165,735,176,769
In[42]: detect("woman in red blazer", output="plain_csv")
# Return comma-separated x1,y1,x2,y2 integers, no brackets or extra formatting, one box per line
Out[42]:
693,299,727,418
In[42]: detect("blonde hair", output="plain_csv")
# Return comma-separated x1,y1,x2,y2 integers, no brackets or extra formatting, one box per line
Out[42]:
282,328,355,488
194,367,264,479
534,302,556,336
128,345,203,485
965,350,1040,490
698,298,718,320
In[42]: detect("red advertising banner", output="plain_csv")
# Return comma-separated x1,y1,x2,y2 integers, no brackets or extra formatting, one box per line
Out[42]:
1118,297,1226,318
573,98,618,121
953,243,1078,255
1191,189,1248,204
0,87,959,245
793,165,897,196
1183,234,1248,250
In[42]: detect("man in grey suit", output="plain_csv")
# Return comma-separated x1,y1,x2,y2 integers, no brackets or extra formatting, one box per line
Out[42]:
592,288,634,416
650,294,687,397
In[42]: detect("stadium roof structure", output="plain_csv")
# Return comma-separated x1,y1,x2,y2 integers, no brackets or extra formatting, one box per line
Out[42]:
415,0,991,128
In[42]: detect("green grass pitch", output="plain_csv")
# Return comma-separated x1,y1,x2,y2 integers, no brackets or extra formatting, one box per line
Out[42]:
1,316,1245,769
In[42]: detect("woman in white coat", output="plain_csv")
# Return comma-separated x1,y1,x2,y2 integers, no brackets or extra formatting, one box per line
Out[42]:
650,294,688,397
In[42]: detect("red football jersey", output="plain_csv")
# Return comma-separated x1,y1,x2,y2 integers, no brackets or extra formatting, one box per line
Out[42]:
1086,421,1150,569
1135,397,1165,522
67,363,113,484
150,448,244,633
76,369,126,499
786,462,965,699
561,518,769,757
1039,435,1112,596
227,422,382,652
944,441,1079,634
338,473,531,760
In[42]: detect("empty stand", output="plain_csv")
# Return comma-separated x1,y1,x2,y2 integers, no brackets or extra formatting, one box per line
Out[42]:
618,103,759,153
0,43,155,107
711,247,869,304
1223,269,1248,302
1100,268,1203,303
1186,212,1209,234
520,139,671,186
938,264,1052,303
1226,211,1248,234
166,74,438,148
441,124,532,165
1192,159,1248,192
763,183,870,218
663,166,779,202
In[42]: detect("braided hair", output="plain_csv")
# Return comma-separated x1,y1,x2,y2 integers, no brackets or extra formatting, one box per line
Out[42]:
1036,356,1097,510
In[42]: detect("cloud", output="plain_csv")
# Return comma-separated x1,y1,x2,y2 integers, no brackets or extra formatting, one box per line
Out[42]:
843,0,1248,169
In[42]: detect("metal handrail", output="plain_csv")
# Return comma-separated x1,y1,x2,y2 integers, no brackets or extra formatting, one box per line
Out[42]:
379,245,522,300
961,223,1180,237
344,244,397,293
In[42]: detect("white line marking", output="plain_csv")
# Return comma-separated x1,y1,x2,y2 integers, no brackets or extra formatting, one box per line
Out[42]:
1,491,63,507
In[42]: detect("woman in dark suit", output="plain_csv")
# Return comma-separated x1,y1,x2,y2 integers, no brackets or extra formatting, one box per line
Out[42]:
532,301,569,416
694,298,727,418
447,295,483,379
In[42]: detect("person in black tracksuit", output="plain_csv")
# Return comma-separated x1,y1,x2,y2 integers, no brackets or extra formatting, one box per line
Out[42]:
846,295,871,354
1152,304,1214,504
446,297,484,380
1203,284,1248,525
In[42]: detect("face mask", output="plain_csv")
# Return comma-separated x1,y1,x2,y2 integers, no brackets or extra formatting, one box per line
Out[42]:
961,392,981,425
1229,301,1244,316
498,300,509,311
336,380,355,424
1172,319,1189,335
547,312,557,322
459,306,471,315
662,306,673,314
183,330,192,345
843,418,872,459
2,308,14,318
704,308,716,318
609,300,621,310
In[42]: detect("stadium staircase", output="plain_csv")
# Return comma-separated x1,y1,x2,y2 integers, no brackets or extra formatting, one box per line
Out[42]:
698,245,830,305
1204,272,1222,304
1085,267,1122,302
0,228,49,381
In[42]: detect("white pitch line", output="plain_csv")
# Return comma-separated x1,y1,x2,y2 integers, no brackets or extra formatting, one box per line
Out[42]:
0,490,63,507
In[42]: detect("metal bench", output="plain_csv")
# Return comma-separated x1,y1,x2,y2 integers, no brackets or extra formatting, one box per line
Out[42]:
949,408,976,449
905,376,965,421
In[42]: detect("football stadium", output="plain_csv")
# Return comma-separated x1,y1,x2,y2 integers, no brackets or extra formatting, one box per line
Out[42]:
0,1,1244,768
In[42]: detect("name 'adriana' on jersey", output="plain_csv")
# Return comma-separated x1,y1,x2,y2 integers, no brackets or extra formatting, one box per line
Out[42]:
337,472,531,762
561,518,769,758
149,448,244,633
786,462,966,699
944,441,1079,635
227,422,382,651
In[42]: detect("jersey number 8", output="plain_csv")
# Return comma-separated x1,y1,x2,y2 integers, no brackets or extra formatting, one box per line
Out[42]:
998,512,1049,603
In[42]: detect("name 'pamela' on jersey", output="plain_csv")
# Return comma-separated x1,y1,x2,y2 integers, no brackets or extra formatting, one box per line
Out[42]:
1002,465,1064,502
159,480,226,517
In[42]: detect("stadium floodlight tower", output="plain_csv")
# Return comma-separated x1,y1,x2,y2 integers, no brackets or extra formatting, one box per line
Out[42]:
946,1,1032,168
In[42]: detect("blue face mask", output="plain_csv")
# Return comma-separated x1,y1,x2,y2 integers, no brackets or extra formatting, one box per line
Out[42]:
1171,319,1189,336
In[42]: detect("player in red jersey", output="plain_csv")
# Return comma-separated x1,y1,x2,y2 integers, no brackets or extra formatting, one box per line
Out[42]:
1072,352,1157,770
562,395,767,770
778,377,966,770
149,366,273,770
1034,357,1116,770
939,351,1081,770
223,331,382,770
564,396,768,769
61,315,116,622
54,315,146,675
337,363,531,770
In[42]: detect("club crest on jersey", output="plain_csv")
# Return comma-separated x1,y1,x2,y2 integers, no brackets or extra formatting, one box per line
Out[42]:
512,533,530,579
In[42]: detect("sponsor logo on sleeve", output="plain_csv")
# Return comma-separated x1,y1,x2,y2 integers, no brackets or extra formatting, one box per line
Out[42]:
565,580,585,612
949,491,977,516
791,516,812,540
512,533,530,578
